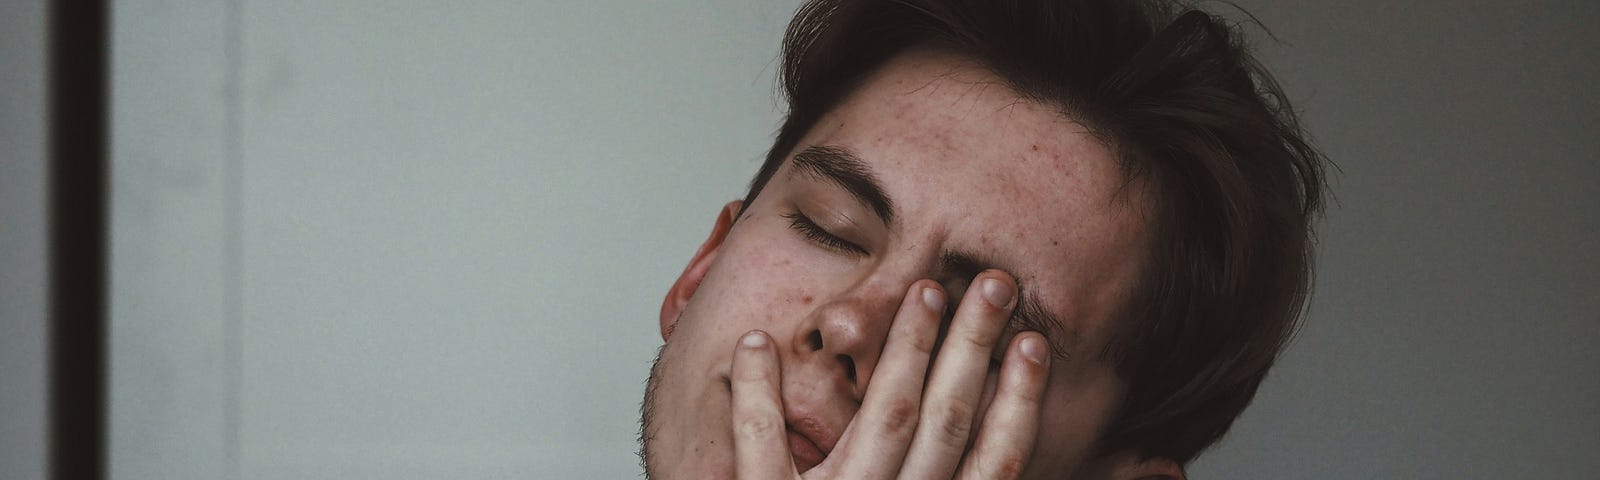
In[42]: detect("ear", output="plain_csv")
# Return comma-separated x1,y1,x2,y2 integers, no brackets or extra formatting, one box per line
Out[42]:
659,200,743,341
1072,451,1185,480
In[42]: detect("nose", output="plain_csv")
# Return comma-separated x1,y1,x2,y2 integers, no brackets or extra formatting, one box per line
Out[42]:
792,285,904,400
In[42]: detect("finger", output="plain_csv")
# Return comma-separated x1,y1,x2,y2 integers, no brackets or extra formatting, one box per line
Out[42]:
730,330,799,479
825,280,945,479
955,333,1050,480
898,270,1016,479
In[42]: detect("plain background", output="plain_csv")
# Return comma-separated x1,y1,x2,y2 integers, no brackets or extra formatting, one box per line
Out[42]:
2,0,1595,478
2,0,48,478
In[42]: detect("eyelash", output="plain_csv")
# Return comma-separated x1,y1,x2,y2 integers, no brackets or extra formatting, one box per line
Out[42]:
782,211,868,256
782,211,1054,367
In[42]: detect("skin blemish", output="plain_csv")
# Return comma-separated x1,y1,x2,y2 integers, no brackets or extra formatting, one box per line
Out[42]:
1031,144,1039,151
801,295,814,305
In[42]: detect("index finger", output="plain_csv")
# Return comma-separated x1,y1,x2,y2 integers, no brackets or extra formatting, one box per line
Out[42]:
730,330,800,479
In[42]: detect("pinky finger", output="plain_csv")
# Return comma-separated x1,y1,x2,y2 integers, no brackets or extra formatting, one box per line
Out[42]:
730,330,799,479
956,333,1051,480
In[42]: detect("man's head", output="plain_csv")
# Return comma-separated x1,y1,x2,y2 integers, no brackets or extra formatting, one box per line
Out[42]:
642,0,1324,478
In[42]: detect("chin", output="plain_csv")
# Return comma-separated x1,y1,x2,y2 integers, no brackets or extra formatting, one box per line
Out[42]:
639,344,739,480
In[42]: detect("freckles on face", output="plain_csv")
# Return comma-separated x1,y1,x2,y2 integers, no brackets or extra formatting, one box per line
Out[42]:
776,51,1151,475
815,65,1146,299
649,50,1153,479
768,258,818,306
685,210,843,340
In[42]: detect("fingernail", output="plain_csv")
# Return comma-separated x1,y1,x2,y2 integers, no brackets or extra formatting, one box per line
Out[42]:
982,277,1014,309
741,331,768,348
1021,336,1048,363
921,285,945,312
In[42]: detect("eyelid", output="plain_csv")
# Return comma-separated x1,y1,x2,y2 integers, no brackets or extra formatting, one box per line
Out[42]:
782,210,869,256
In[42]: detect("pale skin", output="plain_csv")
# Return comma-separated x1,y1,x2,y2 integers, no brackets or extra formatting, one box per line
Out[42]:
645,50,1185,479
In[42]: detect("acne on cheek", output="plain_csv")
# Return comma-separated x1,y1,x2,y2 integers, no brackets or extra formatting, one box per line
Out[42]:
727,245,820,325
776,289,815,309
763,262,815,308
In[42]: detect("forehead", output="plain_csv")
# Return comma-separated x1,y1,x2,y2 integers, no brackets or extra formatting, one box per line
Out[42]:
787,50,1151,344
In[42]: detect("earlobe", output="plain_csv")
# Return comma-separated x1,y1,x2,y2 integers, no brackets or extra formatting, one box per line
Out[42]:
659,200,743,341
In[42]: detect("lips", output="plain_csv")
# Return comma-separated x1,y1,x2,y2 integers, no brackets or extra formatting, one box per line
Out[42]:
785,415,837,472
786,427,825,472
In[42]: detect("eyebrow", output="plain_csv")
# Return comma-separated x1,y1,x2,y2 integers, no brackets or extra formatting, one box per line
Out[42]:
942,251,1073,360
789,145,1071,358
787,145,896,226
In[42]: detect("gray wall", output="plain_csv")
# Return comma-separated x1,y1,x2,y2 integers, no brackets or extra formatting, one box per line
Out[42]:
0,0,48,479
108,1,797,479
1188,2,1600,478
19,0,1584,479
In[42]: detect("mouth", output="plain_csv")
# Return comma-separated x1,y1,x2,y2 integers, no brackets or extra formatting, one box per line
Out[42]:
784,413,840,473
785,423,827,472
716,371,832,471
718,368,841,473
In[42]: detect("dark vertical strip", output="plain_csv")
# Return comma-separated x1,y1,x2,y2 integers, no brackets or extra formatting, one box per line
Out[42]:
48,0,108,479
222,0,245,478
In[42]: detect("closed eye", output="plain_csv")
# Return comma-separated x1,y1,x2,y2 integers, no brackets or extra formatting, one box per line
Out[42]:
782,211,868,257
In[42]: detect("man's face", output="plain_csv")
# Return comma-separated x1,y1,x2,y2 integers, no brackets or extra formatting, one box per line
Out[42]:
643,51,1152,479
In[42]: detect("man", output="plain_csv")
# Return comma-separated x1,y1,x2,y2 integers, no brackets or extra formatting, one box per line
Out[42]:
641,0,1325,478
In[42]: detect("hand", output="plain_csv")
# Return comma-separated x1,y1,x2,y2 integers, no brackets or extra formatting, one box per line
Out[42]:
729,271,1053,479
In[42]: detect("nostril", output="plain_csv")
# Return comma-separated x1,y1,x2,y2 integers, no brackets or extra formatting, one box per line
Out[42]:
837,355,857,383
807,331,824,351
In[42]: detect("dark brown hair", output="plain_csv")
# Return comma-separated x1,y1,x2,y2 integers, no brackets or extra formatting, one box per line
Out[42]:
740,0,1327,465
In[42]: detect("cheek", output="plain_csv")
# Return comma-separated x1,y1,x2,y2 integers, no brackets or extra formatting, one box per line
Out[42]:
692,230,831,331
1025,368,1125,475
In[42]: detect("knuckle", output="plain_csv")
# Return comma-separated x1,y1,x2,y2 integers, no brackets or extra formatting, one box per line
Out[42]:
893,312,939,355
927,399,976,444
982,452,1028,480
878,397,920,436
956,326,998,351
734,413,781,439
